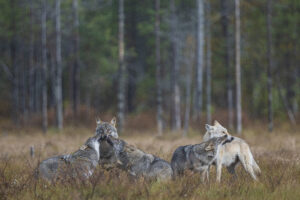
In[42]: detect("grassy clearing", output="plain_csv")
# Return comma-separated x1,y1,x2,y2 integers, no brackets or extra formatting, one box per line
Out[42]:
0,126,300,200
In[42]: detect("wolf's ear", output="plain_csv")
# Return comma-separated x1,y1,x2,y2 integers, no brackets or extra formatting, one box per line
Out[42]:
205,124,212,131
214,120,220,126
205,143,214,151
110,117,117,127
96,117,102,126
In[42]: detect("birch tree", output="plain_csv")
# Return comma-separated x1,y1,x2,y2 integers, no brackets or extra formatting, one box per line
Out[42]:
72,0,80,115
56,0,63,130
170,0,181,131
155,0,163,136
206,1,212,124
41,0,47,133
10,0,19,126
266,0,273,132
118,0,126,133
235,0,242,134
29,0,35,114
195,0,205,121
221,0,233,129
183,36,195,136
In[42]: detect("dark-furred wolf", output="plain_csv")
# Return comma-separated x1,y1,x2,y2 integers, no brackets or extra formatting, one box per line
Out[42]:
98,135,173,180
38,135,102,182
171,135,231,181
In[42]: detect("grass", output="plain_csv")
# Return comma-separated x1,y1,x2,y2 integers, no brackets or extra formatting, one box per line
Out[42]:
0,125,300,200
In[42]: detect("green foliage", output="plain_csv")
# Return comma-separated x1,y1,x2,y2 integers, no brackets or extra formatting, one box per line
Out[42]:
0,0,298,122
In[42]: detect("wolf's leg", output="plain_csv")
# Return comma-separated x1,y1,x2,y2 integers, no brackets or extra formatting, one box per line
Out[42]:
216,161,222,183
226,164,237,179
206,165,210,182
201,170,207,182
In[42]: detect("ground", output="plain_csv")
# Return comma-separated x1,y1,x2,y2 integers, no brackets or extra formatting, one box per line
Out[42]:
0,124,300,200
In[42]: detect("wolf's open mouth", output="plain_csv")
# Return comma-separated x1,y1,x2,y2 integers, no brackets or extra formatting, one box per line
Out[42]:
222,137,234,145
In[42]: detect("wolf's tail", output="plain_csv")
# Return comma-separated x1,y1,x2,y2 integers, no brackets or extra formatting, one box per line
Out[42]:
247,146,261,176
252,158,261,175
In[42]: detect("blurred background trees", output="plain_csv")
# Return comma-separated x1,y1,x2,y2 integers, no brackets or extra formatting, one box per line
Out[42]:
0,0,298,134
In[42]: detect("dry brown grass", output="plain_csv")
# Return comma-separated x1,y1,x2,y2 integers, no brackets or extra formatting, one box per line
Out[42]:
0,124,300,200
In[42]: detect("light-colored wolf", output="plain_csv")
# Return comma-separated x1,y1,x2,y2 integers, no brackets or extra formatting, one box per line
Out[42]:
203,121,261,182
38,135,101,182
99,135,173,180
171,135,231,182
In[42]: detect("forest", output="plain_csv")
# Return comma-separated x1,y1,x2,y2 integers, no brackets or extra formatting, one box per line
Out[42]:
0,0,298,133
0,0,299,199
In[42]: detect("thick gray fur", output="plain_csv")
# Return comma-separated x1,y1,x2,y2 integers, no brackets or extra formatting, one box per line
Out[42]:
38,135,101,182
99,135,173,180
170,135,229,181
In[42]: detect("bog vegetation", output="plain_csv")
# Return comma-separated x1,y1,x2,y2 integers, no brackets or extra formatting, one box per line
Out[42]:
0,0,299,199
0,120,299,200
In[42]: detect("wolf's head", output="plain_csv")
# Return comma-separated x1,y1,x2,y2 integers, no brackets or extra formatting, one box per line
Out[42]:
203,120,232,142
204,134,230,151
83,135,103,160
95,117,118,138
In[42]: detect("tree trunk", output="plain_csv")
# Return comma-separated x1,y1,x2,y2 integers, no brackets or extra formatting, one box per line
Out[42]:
72,0,80,115
194,0,205,122
206,1,212,124
155,0,163,136
292,68,298,117
235,0,242,134
20,61,27,123
117,0,126,133
170,0,181,131
29,0,35,114
126,0,137,113
10,0,19,126
56,0,63,130
183,37,194,137
221,0,233,129
41,0,47,133
266,0,273,132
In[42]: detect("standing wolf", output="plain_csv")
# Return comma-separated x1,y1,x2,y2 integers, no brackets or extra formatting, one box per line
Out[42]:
98,135,173,180
171,135,230,181
203,121,261,182
38,135,102,182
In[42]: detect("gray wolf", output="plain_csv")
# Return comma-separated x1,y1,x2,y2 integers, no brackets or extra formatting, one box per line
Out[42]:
203,120,261,182
99,135,173,180
170,134,230,182
38,135,102,182
95,117,118,138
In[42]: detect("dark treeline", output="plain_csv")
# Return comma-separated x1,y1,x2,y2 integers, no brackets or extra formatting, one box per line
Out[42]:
0,0,298,134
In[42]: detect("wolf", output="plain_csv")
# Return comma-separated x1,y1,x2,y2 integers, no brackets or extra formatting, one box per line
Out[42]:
38,135,102,182
99,135,173,180
171,134,231,182
95,117,118,138
94,117,120,168
203,120,261,182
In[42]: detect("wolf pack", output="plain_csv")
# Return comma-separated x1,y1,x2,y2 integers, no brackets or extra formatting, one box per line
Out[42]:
37,118,261,183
